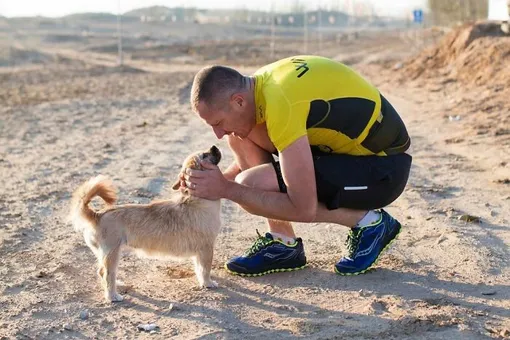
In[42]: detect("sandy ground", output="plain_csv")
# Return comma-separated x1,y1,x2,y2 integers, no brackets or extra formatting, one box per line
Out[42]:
0,23,509,340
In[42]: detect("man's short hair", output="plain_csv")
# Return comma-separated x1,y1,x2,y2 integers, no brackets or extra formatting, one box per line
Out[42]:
190,65,244,112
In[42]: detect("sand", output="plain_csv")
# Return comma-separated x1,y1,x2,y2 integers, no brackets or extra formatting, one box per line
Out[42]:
0,20,509,339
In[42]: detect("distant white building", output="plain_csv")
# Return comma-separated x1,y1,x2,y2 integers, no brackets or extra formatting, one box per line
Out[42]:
488,0,510,21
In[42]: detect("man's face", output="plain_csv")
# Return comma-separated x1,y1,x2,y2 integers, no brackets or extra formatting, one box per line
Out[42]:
197,95,252,139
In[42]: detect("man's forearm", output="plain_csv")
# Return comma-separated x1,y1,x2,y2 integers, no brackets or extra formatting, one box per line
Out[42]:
222,161,241,182
224,181,313,222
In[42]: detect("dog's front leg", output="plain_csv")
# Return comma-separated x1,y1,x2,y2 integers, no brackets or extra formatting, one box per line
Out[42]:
193,246,218,288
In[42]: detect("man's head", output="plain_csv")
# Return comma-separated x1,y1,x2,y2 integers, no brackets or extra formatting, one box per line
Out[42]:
190,65,256,139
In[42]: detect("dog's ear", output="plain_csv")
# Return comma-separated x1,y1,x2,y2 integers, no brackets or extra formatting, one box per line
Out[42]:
172,179,180,190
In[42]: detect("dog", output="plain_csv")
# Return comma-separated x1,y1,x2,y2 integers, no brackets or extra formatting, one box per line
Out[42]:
69,145,222,302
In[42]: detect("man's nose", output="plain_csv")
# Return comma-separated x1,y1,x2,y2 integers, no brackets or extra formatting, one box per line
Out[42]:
213,127,225,139
213,126,226,139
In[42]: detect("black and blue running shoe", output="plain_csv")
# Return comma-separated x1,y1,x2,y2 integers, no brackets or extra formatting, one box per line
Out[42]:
225,230,307,276
335,209,401,275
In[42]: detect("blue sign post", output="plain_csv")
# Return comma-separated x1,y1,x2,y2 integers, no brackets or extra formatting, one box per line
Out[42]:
413,9,424,24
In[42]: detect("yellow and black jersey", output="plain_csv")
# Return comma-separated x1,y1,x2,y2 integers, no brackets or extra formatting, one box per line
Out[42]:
253,55,410,156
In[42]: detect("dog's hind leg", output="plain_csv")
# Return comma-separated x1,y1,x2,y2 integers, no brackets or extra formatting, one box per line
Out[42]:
101,245,123,302
85,237,108,291
193,245,218,288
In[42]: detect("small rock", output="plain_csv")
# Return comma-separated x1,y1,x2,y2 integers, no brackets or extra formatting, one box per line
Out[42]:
459,214,480,223
358,289,369,297
406,216,412,219
436,234,447,245
62,323,72,331
149,330,157,335
35,271,47,279
137,323,158,332
481,291,496,296
485,326,497,334
445,137,464,144
79,310,89,320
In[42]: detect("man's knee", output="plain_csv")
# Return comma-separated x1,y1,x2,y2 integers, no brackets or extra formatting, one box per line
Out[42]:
227,135,274,170
227,134,260,153
234,164,279,192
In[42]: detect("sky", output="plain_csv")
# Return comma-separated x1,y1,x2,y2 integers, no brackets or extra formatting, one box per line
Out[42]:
0,0,427,18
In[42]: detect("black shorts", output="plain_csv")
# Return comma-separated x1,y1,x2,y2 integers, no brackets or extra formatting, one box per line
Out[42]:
272,151,412,210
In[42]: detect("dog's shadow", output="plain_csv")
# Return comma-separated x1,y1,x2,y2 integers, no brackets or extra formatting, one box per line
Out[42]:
119,271,363,338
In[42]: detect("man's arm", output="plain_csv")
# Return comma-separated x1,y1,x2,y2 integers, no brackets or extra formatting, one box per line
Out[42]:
224,135,318,222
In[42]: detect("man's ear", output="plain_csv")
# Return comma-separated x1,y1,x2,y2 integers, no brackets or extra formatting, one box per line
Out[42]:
232,93,244,107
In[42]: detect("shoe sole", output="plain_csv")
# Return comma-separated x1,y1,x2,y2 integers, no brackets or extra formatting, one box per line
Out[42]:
224,263,307,277
334,223,402,276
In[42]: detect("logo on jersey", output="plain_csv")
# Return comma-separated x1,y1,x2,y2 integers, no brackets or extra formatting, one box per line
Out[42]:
291,58,309,78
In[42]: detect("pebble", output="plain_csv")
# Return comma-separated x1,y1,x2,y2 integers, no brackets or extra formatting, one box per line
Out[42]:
63,323,72,331
436,234,447,245
481,290,496,296
137,323,158,332
458,214,480,223
79,310,89,320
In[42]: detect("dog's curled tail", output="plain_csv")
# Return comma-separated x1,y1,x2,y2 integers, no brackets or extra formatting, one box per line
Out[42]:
70,175,117,228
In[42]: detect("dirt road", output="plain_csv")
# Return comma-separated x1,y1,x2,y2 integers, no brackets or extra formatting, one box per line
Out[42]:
1,52,509,339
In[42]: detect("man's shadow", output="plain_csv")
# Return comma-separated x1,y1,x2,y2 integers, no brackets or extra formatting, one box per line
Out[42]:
114,263,509,338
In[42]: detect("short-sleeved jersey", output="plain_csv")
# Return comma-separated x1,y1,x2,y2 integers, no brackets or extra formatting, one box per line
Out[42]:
253,55,408,156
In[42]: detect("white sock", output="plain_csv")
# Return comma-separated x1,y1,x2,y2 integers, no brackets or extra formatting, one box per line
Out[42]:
270,232,296,245
357,210,381,228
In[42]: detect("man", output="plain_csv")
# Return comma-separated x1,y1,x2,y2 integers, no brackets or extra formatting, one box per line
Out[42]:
181,55,412,276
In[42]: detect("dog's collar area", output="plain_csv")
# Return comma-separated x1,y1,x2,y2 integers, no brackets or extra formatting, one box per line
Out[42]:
193,155,202,170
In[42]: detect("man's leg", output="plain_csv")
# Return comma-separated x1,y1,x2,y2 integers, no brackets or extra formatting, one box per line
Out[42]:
233,163,368,226
223,130,306,276
232,155,409,276
226,126,296,239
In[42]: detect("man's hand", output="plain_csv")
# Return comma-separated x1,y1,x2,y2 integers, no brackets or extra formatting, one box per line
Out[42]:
181,161,231,200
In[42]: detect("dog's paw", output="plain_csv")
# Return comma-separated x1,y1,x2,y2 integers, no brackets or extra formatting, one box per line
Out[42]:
203,280,218,289
106,292,124,302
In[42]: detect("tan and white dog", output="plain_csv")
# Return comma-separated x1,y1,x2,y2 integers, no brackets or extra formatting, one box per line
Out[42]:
69,145,222,302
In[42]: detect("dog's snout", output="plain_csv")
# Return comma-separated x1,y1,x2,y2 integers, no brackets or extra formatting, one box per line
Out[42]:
210,145,221,157
206,145,221,165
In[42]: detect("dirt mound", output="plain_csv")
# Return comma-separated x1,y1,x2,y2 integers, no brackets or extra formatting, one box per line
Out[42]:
401,21,510,87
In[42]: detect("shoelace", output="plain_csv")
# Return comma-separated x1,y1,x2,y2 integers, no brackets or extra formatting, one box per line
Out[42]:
245,229,274,256
345,228,362,258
